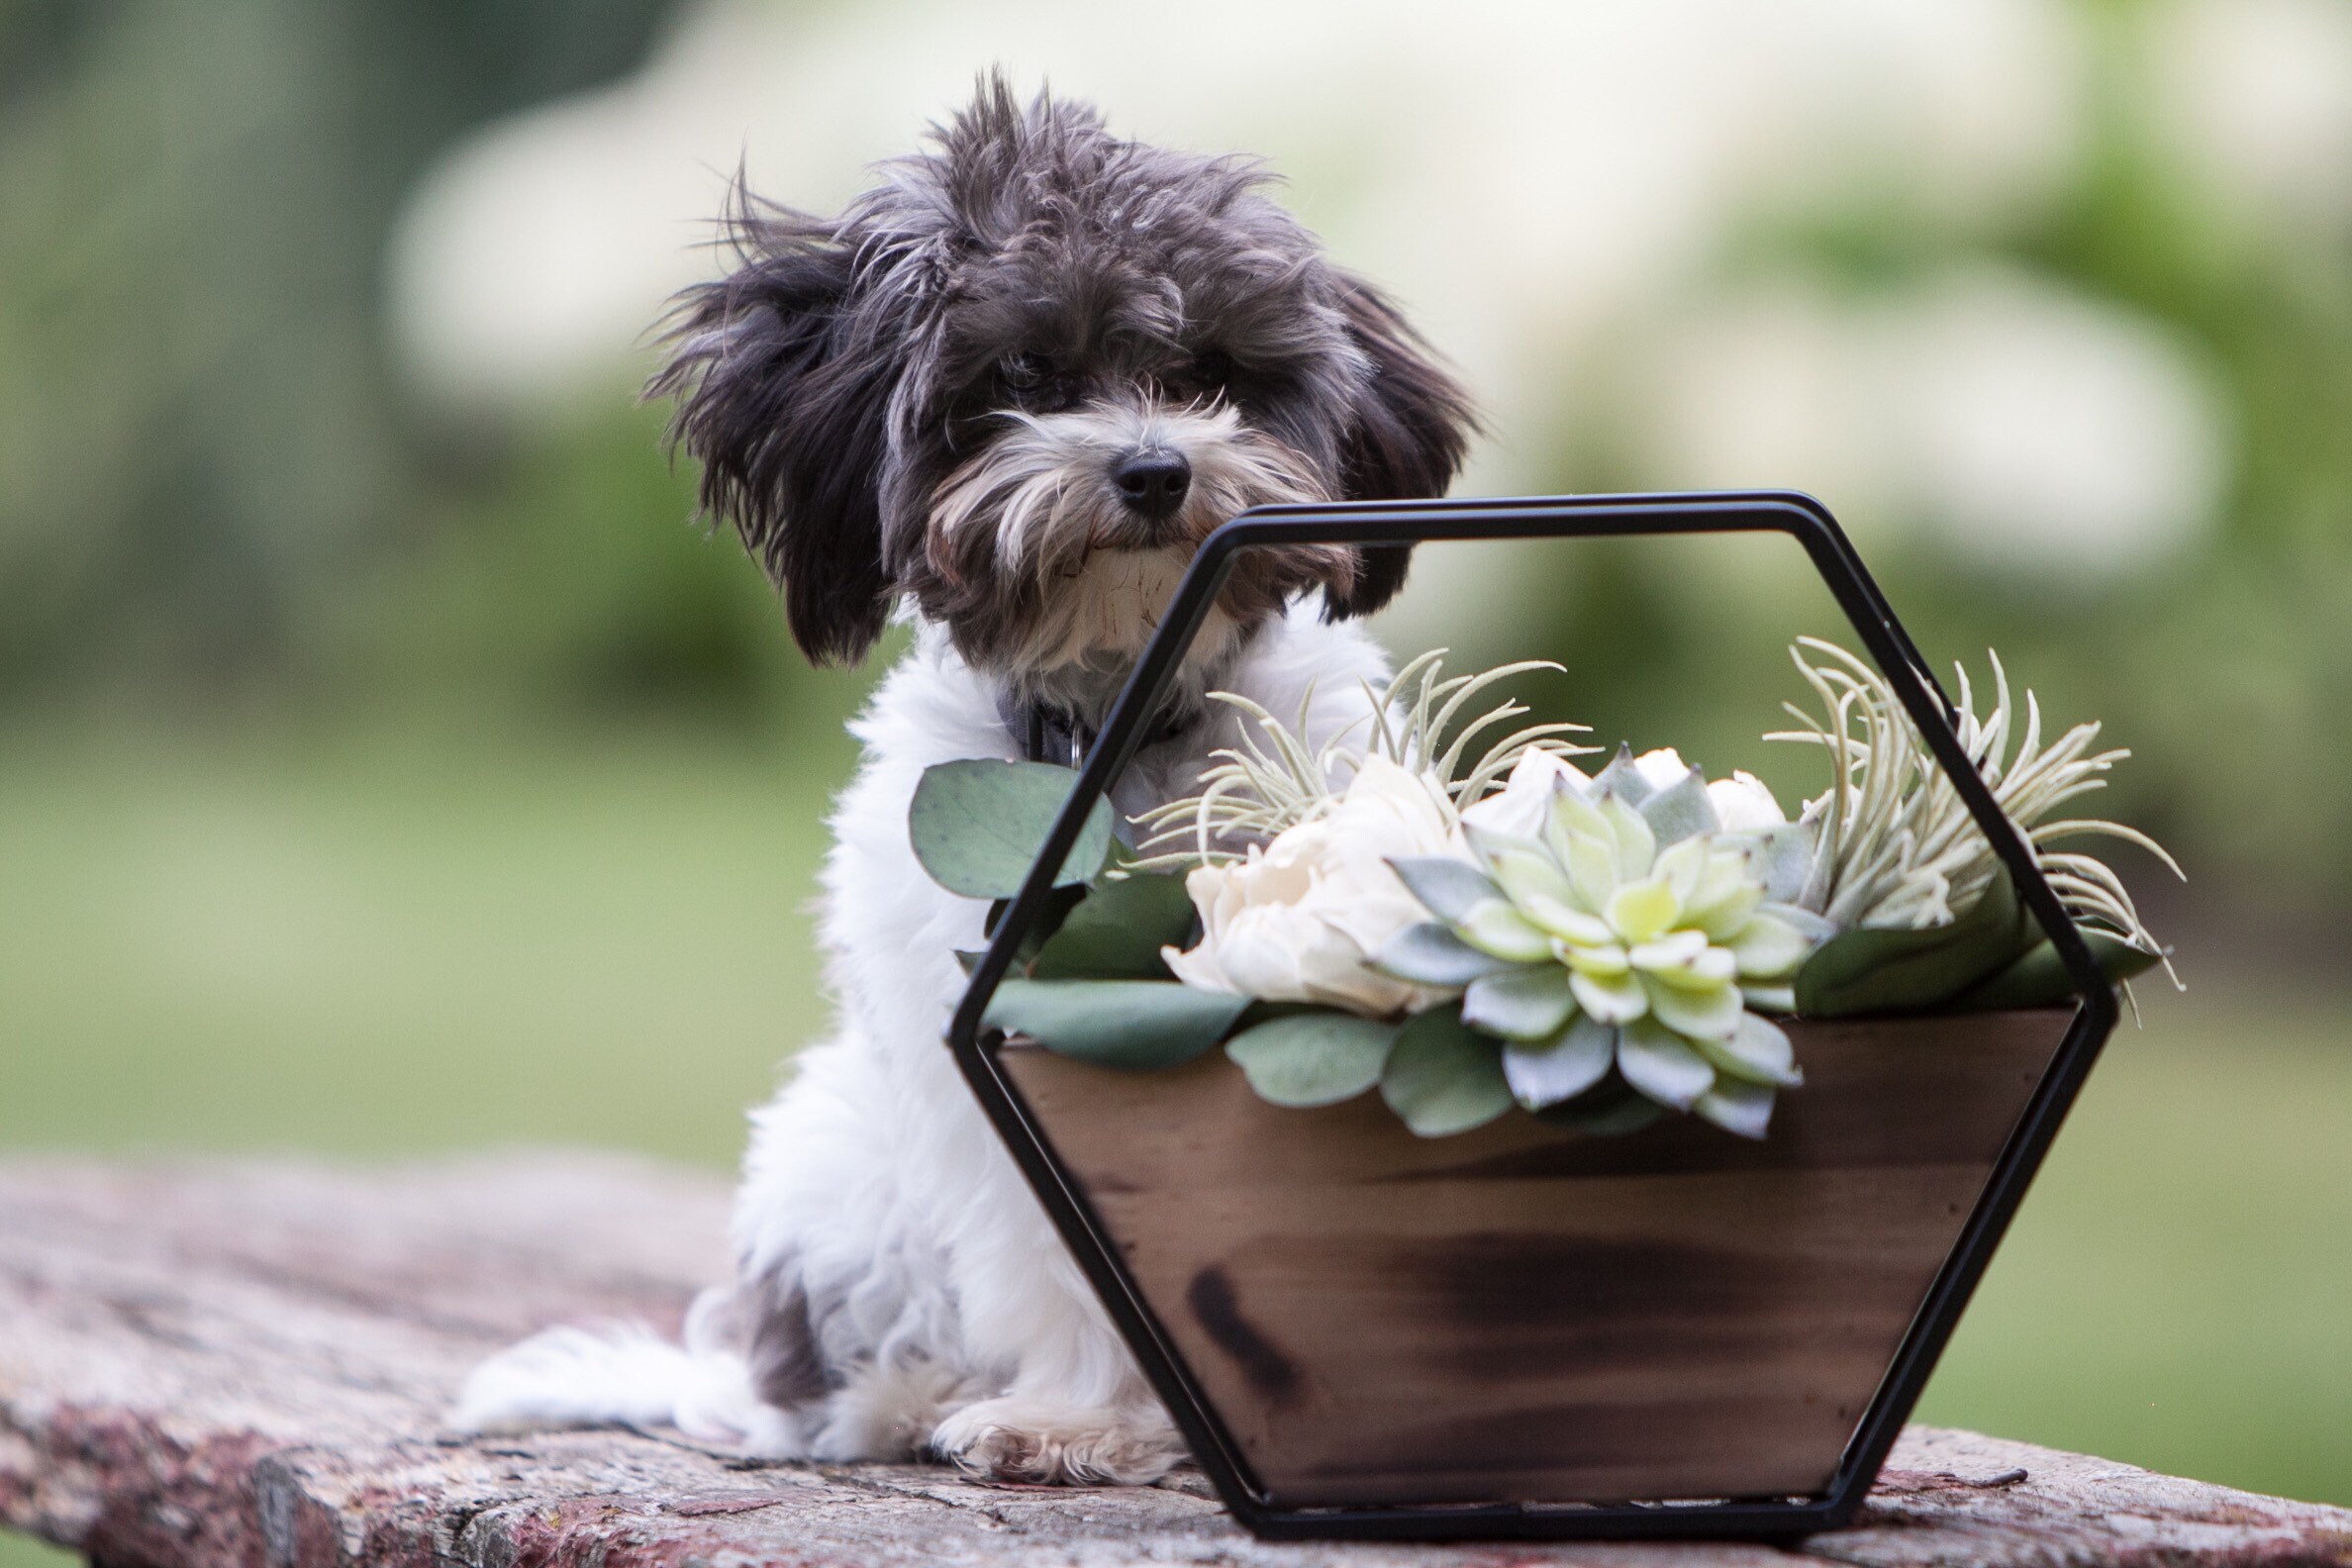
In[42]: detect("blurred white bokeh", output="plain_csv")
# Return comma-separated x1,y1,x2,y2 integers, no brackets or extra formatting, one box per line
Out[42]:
389,0,2285,600
2150,0,2352,234
1638,267,2227,584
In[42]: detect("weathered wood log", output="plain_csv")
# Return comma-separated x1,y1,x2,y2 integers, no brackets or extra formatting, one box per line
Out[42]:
2,1155,2346,1567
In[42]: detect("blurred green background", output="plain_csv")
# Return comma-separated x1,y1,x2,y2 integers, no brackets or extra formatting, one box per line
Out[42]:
2,0,2347,1554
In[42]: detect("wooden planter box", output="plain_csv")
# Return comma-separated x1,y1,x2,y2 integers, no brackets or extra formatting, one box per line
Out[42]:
996,1007,2072,1510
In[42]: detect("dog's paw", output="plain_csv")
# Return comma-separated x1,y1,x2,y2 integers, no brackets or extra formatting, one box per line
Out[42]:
930,1397,1185,1486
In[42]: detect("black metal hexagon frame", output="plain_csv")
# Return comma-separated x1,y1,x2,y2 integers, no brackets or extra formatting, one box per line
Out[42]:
946,492,2117,1542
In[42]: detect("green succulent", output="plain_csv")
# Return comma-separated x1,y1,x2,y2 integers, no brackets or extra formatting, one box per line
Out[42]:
1376,750,1830,1138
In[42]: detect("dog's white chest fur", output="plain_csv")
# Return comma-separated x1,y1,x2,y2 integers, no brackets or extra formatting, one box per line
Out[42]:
456,603,1392,1481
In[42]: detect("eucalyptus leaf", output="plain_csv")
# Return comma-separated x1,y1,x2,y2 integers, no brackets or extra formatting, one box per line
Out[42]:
1534,1072,1669,1136
1380,1005,1516,1136
983,978,1246,1070
982,881,1086,967
1374,922,1519,985
1027,872,1197,980
1388,855,1503,924
1952,930,2165,1011
909,760,1116,900
1637,769,1719,846
1462,965,1579,1041
1794,864,2028,1018
1502,1015,1616,1109
1225,1012,1400,1108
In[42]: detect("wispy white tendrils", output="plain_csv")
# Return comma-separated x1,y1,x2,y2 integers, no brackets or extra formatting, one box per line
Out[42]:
1130,651,1595,867
1768,637,2182,987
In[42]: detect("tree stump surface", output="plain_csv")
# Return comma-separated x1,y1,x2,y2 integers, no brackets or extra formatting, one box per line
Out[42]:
2,1154,2344,1568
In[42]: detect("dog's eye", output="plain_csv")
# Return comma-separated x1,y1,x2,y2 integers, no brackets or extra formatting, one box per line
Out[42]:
1186,349,1234,390
998,352,1050,393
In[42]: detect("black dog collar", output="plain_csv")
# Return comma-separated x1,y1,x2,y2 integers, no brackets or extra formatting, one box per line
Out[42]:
998,691,1196,767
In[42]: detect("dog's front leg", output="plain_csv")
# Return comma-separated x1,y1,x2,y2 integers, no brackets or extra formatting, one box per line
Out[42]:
924,1143,1186,1485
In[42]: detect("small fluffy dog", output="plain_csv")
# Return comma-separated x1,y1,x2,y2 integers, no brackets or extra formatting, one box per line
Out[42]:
456,77,1473,1484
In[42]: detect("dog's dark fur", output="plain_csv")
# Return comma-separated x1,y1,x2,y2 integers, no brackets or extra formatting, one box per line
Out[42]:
647,75,1473,691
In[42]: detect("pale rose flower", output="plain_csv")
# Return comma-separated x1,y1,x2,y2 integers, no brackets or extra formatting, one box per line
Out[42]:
1707,769,1789,831
1162,753,1461,1016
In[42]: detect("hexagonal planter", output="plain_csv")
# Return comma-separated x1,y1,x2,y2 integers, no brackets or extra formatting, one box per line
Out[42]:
948,493,2116,1542
996,1006,2069,1511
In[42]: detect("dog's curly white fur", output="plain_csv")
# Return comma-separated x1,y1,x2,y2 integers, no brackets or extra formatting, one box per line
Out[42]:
453,76,1473,1485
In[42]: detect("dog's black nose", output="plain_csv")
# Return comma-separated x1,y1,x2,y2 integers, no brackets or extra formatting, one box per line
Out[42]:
1111,449,1191,521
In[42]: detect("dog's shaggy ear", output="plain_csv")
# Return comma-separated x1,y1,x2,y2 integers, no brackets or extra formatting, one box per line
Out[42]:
1324,274,1478,621
649,195,897,665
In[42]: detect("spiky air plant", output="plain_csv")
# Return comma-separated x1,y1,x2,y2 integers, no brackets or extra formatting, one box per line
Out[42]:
1771,637,2181,988
1131,650,1595,866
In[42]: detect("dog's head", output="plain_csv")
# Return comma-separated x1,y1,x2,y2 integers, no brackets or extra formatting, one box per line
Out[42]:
652,76,1474,689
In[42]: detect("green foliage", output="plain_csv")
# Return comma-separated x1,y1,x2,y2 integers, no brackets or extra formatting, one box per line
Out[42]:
1958,931,2166,1012
1380,1005,1516,1136
1797,865,2029,1017
981,978,1245,1070
1025,870,1195,980
907,760,1114,899
1224,1013,1399,1107
1794,862,2166,1018
340,404,867,727
0,0,678,697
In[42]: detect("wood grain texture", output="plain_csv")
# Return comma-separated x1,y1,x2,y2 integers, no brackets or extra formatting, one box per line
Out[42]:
1001,1009,2075,1508
5,1154,2347,1567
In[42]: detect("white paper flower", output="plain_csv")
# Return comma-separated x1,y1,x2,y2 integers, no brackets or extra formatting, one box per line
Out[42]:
1477,747,1785,836
1163,754,1462,1016
1706,770,1788,832
1461,748,1591,838
1629,746,1695,792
